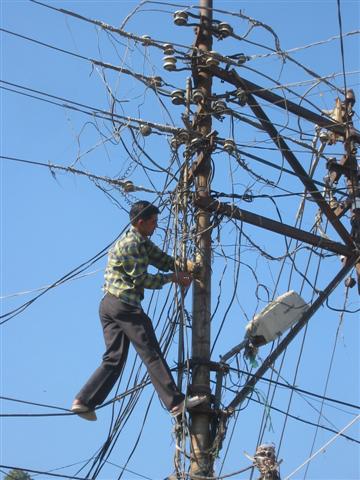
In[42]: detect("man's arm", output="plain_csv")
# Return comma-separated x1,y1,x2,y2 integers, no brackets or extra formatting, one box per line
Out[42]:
119,242,170,289
119,242,193,289
146,240,197,273
146,240,175,272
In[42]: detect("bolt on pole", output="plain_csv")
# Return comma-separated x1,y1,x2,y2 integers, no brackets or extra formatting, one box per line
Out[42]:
190,0,213,477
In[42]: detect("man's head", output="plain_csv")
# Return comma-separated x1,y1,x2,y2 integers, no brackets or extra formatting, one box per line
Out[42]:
130,201,159,237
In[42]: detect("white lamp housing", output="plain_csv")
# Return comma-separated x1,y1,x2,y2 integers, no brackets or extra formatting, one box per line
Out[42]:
246,291,308,345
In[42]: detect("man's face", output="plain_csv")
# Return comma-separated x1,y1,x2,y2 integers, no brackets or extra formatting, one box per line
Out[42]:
136,214,158,237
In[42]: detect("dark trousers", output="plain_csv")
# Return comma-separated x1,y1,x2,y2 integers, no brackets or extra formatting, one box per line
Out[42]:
76,293,184,411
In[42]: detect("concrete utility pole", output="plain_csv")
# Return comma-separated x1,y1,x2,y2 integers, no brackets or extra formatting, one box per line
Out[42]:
190,0,213,477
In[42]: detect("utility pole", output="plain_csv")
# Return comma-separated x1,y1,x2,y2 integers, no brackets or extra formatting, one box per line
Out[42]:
190,0,213,477
6,2,360,479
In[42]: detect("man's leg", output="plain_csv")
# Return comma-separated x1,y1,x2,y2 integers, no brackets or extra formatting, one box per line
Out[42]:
74,294,130,408
119,309,184,411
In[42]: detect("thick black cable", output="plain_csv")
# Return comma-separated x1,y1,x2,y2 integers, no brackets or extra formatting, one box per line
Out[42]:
214,381,360,445
0,465,89,480
0,462,153,480
0,380,151,417
106,460,154,480
0,28,156,88
0,396,69,411
248,396,360,445
212,187,348,202
237,149,344,194
0,80,175,134
336,0,348,94
0,27,91,62
228,367,360,411
0,247,110,325
29,0,191,53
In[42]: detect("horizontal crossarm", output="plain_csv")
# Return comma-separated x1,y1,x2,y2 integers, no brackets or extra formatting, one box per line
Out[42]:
195,197,354,257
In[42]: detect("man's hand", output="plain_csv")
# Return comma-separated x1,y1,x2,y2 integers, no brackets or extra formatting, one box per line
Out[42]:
187,260,202,275
185,260,195,273
171,271,193,288
175,259,201,275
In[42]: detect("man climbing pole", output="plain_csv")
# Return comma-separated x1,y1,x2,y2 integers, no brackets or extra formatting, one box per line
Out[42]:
71,200,206,420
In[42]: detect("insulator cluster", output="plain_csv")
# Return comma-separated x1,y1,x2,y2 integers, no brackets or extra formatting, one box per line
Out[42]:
161,11,248,72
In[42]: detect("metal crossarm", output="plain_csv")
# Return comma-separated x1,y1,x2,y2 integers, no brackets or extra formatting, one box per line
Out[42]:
194,197,355,257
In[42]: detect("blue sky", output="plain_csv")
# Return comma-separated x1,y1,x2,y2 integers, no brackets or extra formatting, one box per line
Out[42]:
1,1,360,479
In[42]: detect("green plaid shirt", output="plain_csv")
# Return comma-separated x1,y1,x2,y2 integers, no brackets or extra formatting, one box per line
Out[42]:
104,226,175,306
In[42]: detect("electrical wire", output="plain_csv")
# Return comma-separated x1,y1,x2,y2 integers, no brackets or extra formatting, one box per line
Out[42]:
0,269,102,300
0,80,178,134
0,28,164,89
336,0,348,95
284,414,360,479
225,368,360,411
3,1,359,477
214,378,360,444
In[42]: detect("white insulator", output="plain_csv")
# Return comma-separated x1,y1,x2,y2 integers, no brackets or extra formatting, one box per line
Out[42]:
139,124,152,136
123,180,135,192
170,137,179,150
163,43,175,55
346,89,356,106
319,130,329,143
205,56,219,67
205,50,220,67
246,291,308,345
213,100,227,113
236,87,247,106
218,22,233,38
171,89,185,105
178,130,190,144
192,88,205,104
237,54,247,65
149,76,163,88
141,35,151,46
253,444,280,478
236,87,245,98
353,197,360,210
163,55,177,71
173,10,188,26
223,139,236,153
191,137,201,147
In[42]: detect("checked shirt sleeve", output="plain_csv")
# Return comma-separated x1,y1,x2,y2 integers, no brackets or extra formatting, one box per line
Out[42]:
119,241,170,290
146,240,175,272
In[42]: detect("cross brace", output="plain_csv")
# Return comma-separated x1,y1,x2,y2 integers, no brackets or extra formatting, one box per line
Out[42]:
211,67,360,143
200,66,355,246
194,197,355,257
235,87,353,246
226,254,359,413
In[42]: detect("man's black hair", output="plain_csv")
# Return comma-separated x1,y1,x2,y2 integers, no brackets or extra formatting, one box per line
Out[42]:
130,200,160,225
